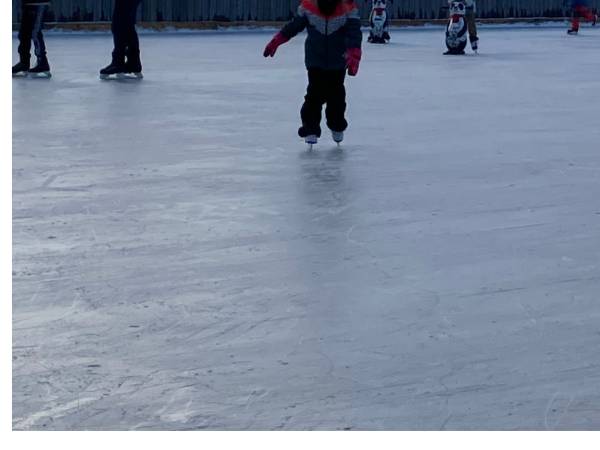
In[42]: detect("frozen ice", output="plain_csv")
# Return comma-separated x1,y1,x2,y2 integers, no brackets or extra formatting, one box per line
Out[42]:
12,26,600,430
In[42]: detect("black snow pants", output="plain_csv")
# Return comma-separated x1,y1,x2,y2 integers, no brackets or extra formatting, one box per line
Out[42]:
111,0,142,63
300,68,348,137
18,3,48,62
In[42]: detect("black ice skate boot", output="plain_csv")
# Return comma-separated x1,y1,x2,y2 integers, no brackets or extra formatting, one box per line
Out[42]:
100,58,126,80
12,58,30,77
567,28,579,35
28,57,51,78
124,55,143,79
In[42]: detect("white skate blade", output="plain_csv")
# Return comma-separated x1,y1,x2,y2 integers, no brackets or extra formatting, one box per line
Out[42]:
99,73,123,80
117,72,143,80
305,135,318,147
12,72,28,78
101,72,142,81
28,71,51,79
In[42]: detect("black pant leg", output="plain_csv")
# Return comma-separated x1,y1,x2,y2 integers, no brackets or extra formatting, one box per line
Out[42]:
31,5,48,60
111,1,126,61
18,5,36,61
112,0,141,62
324,70,348,133
125,0,142,60
300,68,327,137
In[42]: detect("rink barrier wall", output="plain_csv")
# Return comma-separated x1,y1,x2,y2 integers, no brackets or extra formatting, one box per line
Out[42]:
12,0,600,23
9,17,586,32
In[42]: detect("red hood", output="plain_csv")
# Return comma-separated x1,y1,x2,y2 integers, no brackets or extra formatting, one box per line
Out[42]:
301,0,357,18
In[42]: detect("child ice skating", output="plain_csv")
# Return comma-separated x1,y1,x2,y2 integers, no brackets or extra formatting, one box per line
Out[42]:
263,0,362,146
567,0,597,34
100,0,144,79
368,0,391,44
12,0,52,77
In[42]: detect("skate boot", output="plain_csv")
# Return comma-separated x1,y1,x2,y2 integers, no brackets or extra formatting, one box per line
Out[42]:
331,130,344,145
12,59,30,77
124,55,143,79
100,59,126,80
304,134,318,149
299,125,318,148
567,28,579,35
28,57,51,78
383,31,391,42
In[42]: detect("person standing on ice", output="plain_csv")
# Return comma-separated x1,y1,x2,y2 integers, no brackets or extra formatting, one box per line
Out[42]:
448,0,478,53
567,0,597,35
263,0,362,146
100,0,144,79
12,0,52,77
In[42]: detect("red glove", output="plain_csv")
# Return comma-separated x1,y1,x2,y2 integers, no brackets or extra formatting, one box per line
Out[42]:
345,48,362,76
263,33,290,57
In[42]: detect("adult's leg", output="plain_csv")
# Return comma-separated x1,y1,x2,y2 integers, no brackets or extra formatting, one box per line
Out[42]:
17,4,36,63
324,70,348,133
31,5,49,61
111,0,133,63
466,9,478,42
300,68,327,137
124,0,142,63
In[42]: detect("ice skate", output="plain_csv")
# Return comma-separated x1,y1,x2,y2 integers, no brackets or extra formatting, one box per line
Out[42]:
28,58,51,78
299,125,320,149
12,60,30,78
121,71,143,80
100,60,126,80
567,28,579,35
331,130,344,145
305,134,318,149
121,57,144,80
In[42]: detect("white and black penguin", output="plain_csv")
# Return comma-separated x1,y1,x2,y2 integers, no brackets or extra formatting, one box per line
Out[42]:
445,1,468,55
368,0,391,43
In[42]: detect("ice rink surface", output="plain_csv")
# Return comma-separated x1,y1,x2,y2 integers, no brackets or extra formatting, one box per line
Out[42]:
12,26,600,430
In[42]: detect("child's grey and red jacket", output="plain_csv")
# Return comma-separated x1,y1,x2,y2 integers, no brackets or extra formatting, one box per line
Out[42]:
279,0,363,71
